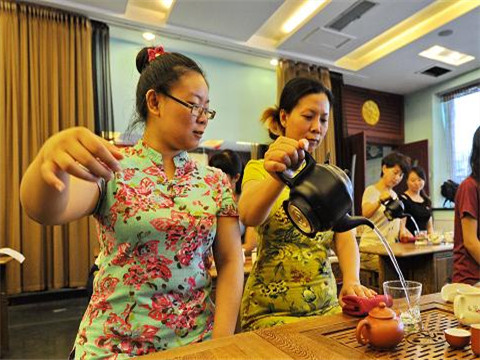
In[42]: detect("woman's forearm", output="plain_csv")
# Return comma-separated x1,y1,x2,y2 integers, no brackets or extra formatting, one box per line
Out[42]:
212,257,243,338
239,177,285,226
335,231,360,284
20,152,71,224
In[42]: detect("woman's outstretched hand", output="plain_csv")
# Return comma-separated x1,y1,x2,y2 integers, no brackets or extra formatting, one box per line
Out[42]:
263,136,309,177
338,281,377,307
39,127,124,191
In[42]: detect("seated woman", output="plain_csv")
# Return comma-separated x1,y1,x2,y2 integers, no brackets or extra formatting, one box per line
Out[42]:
239,77,375,331
399,166,433,239
360,152,410,271
209,150,258,255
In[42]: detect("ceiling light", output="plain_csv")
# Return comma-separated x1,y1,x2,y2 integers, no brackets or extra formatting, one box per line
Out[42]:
270,58,279,66
142,32,156,41
160,0,174,9
335,0,480,71
282,0,328,34
419,45,475,66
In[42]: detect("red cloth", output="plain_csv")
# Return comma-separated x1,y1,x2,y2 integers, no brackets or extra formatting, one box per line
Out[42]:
342,294,393,316
453,176,480,285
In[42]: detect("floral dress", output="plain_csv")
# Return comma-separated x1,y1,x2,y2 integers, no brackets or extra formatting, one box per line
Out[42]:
240,160,341,331
73,140,237,359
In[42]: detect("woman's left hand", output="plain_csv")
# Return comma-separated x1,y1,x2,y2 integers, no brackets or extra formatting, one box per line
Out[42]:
338,281,377,307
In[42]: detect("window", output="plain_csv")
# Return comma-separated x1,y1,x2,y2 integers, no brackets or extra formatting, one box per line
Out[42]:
440,84,480,184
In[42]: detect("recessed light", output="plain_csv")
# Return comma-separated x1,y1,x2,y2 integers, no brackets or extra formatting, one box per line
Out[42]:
270,58,279,66
282,0,328,34
335,1,480,71
160,0,174,9
142,32,156,41
419,45,475,66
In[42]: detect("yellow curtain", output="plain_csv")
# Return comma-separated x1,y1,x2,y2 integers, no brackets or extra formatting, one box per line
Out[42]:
276,59,336,165
0,1,99,294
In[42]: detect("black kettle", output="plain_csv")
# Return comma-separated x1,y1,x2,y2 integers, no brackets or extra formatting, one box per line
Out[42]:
382,197,406,221
277,152,374,237
382,197,420,233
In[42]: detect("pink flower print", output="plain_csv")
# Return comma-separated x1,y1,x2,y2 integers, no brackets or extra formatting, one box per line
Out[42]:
111,242,132,267
204,172,221,187
87,275,119,325
145,256,172,281
123,168,135,181
140,294,174,321
134,240,159,263
137,177,155,196
187,276,196,290
123,264,149,290
78,328,87,345
143,165,166,179
96,312,159,356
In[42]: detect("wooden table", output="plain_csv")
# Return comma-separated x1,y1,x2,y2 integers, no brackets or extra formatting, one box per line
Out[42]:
360,243,454,294
136,293,476,360
0,256,12,358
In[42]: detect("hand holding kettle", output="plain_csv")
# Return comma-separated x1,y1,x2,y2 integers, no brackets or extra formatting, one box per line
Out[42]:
276,150,374,236
263,136,309,178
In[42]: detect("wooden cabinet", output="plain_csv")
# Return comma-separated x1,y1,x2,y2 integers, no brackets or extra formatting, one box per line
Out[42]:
433,251,454,292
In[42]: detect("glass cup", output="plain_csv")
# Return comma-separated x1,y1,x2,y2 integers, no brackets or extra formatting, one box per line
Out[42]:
383,280,423,333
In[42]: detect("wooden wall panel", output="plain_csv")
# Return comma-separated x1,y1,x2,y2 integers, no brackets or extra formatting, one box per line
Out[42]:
343,85,404,145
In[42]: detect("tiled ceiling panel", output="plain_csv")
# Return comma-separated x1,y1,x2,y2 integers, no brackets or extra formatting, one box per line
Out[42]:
168,0,283,41
279,0,433,60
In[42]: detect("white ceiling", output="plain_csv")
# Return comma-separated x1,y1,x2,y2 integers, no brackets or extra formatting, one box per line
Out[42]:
33,0,480,95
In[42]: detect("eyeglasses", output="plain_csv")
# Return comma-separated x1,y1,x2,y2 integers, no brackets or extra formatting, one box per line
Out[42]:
164,93,216,120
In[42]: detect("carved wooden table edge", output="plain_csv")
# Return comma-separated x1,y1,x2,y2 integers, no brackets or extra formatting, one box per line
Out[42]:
135,293,458,360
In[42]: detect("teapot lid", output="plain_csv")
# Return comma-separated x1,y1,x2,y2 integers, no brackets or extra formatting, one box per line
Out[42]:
368,302,396,319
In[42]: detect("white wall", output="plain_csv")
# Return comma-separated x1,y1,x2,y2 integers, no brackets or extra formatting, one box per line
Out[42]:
109,37,275,145
404,68,480,209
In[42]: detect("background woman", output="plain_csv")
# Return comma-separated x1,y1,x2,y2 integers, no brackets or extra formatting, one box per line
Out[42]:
20,46,243,358
399,166,434,239
238,77,375,331
209,150,258,255
360,152,410,272
453,126,480,286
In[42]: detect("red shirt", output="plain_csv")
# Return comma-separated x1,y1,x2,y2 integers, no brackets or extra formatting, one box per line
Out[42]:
453,176,480,285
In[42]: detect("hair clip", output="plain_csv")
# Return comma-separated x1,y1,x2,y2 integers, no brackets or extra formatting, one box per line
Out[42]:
147,46,166,62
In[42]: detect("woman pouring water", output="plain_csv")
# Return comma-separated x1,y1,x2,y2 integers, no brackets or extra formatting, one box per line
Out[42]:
238,77,376,331
359,152,410,272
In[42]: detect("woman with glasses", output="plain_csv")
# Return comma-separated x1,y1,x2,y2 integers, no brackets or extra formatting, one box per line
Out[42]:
238,77,375,331
20,46,243,359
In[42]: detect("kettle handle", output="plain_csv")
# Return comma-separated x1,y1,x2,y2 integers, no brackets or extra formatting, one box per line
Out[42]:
356,319,371,345
276,151,316,188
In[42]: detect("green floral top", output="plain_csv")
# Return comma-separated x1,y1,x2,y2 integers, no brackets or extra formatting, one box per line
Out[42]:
240,160,341,331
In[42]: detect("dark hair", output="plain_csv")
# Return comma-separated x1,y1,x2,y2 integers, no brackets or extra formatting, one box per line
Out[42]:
261,77,334,140
129,47,206,131
381,152,410,177
408,166,431,207
470,126,480,183
209,150,244,194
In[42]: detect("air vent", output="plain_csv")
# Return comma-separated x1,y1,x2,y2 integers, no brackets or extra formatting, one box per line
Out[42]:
420,66,451,77
325,1,377,32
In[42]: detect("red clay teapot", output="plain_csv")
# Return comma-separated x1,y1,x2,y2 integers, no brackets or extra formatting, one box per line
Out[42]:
355,302,404,349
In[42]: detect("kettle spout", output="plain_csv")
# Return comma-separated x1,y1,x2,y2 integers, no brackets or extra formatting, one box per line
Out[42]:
332,214,375,233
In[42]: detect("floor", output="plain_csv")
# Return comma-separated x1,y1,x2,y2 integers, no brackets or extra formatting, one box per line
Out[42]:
4,297,89,359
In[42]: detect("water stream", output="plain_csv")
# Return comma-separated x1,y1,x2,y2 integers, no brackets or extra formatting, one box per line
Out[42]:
372,226,424,332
